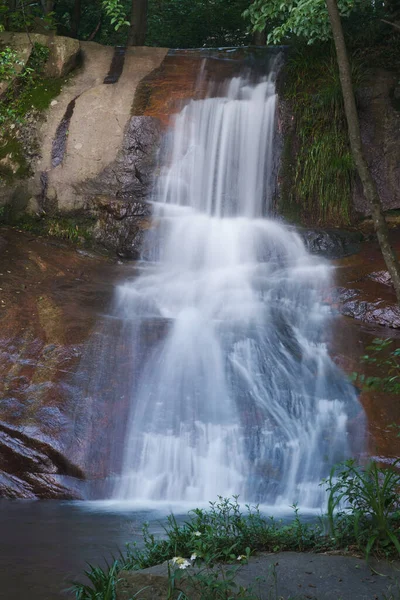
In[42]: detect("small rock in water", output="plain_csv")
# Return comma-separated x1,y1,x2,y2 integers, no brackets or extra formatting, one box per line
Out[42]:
367,270,392,286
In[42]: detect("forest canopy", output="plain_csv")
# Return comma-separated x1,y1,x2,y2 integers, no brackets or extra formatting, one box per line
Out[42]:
0,0,399,49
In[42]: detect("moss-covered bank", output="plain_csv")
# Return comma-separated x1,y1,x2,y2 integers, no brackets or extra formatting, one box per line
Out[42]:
278,37,400,228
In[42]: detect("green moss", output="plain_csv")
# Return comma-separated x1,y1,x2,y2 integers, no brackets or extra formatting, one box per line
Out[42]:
17,77,64,113
11,214,96,245
0,42,65,129
0,135,31,184
0,42,67,186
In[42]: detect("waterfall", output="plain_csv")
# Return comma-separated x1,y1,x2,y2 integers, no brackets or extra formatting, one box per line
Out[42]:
112,63,364,509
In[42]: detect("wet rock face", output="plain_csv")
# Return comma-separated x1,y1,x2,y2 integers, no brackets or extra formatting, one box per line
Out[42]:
299,228,362,259
335,288,400,328
332,232,400,329
79,117,162,200
78,116,162,258
92,197,152,259
0,228,119,498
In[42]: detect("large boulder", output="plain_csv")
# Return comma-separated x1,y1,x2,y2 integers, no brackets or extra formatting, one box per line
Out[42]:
43,34,80,78
0,33,80,90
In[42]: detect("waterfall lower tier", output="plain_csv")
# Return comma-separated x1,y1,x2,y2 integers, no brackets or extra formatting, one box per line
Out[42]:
111,69,364,509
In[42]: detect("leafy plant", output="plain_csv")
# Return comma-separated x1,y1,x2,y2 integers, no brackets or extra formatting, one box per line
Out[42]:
2,43,61,127
324,459,400,559
243,0,370,45
72,560,121,600
101,0,130,31
0,46,23,82
351,338,400,395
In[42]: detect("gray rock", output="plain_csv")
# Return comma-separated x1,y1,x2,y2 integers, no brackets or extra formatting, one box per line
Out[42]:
334,287,400,328
44,35,80,78
368,270,392,286
80,116,162,200
299,228,362,259
81,116,162,258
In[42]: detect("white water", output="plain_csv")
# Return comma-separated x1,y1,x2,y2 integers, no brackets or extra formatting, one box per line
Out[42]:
112,67,363,509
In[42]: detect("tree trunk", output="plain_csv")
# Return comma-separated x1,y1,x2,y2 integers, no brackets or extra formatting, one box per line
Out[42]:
70,0,82,38
5,0,17,29
326,0,400,304
253,29,266,45
127,0,148,46
42,0,54,14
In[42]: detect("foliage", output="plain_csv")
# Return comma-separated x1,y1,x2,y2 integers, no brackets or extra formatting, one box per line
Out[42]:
72,560,121,600
11,213,94,244
71,477,400,598
0,41,65,148
279,46,363,225
0,45,23,82
351,338,400,395
324,460,400,559
101,0,129,32
0,1,56,32
146,0,250,49
243,0,370,45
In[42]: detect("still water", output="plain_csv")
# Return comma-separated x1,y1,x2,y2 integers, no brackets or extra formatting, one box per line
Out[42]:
0,501,165,600
0,500,320,599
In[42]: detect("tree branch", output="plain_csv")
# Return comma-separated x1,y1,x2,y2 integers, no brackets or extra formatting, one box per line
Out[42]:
381,18,400,32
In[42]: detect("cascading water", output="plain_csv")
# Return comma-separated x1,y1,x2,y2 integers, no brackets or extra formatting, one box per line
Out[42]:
112,61,364,509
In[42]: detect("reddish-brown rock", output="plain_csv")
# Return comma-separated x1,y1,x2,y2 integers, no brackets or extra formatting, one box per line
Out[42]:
0,227,120,498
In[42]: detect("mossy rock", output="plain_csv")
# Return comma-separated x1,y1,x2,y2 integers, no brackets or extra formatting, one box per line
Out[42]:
0,135,31,184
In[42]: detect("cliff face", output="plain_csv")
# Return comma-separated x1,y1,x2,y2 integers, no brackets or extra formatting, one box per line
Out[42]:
353,68,400,215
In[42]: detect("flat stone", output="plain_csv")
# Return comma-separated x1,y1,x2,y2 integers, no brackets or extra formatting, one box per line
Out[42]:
118,553,400,600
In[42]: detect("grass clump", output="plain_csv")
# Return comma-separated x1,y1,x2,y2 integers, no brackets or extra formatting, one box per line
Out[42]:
280,46,362,227
71,466,400,599
325,460,400,560
74,561,121,600
6,213,95,245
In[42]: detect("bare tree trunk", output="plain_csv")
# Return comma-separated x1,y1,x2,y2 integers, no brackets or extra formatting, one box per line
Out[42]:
70,0,81,37
41,0,54,14
253,29,266,45
127,0,148,46
5,0,17,28
326,0,400,304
